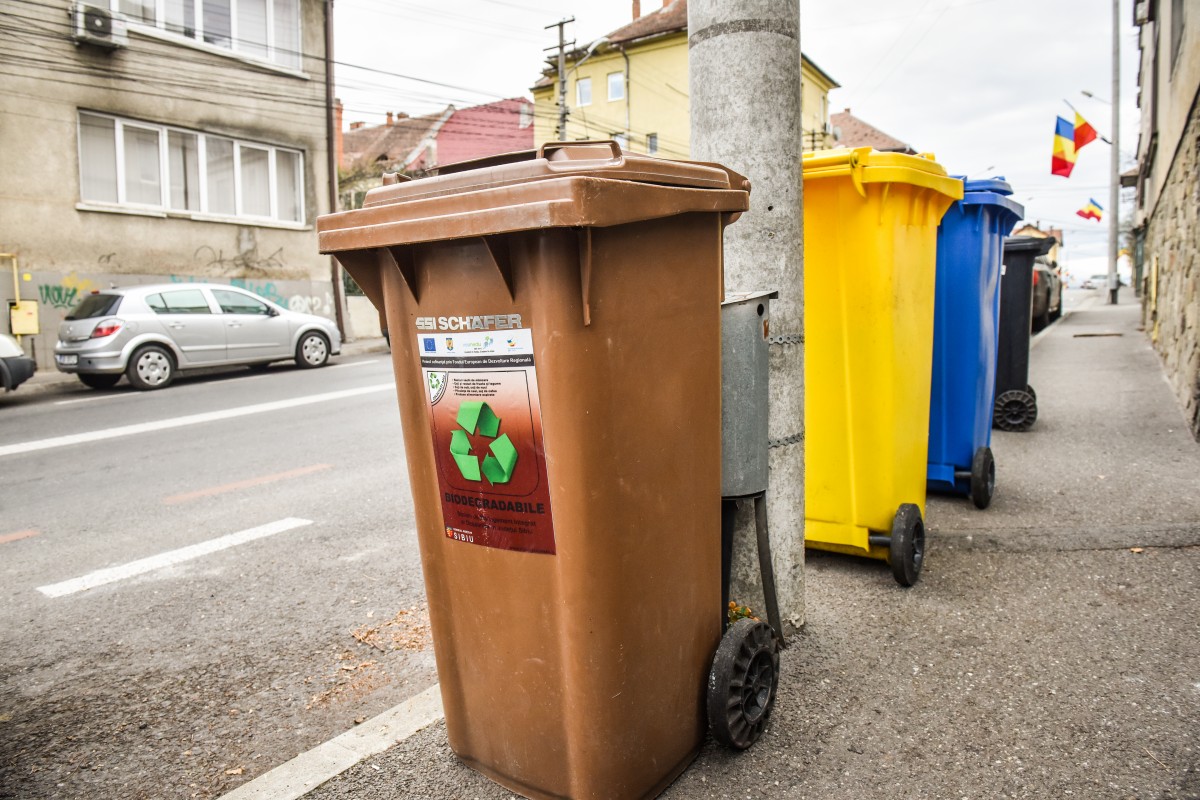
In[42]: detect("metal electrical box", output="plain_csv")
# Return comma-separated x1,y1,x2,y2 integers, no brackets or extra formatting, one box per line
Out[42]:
9,300,39,336
721,290,778,498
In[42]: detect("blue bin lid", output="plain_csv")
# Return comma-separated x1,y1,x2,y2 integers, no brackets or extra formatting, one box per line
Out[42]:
946,175,1023,221
963,176,1013,195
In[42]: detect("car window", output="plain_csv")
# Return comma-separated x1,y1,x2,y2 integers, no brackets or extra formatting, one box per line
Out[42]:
66,293,122,320
213,289,271,316
152,289,212,314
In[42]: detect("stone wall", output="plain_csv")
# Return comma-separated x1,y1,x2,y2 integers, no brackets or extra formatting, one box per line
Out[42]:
1143,100,1200,439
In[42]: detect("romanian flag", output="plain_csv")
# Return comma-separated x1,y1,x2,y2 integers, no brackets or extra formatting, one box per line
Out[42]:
1073,112,1098,151
1052,116,1076,177
1077,198,1103,221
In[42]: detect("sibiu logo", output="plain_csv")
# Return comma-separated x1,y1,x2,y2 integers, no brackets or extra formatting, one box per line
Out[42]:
423,338,436,353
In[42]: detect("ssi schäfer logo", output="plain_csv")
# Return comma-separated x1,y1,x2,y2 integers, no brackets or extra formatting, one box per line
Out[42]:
448,401,518,485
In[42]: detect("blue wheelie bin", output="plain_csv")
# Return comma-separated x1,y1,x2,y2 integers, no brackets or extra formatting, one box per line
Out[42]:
927,177,1024,509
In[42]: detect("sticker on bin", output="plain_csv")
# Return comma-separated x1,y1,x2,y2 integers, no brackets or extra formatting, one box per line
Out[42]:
420,327,555,555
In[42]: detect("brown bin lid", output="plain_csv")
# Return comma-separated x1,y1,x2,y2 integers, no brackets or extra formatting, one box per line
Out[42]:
362,141,746,208
318,141,749,253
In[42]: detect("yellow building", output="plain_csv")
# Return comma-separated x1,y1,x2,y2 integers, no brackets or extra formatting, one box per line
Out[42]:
532,0,839,158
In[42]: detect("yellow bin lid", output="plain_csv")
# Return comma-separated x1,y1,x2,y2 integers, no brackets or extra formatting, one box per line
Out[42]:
802,147,964,200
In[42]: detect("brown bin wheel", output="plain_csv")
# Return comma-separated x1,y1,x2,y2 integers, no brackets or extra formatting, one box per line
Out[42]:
707,618,779,750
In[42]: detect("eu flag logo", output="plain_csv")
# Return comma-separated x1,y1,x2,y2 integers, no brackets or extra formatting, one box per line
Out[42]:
423,337,436,352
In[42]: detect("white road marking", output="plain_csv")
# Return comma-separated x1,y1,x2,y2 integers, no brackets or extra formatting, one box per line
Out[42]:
55,393,143,406
218,684,444,800
0,384,393,458
328,359,383,369
36,517,313,598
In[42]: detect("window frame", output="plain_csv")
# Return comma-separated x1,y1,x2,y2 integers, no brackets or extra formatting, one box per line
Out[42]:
110,0,302,69
607,71,624,102
77,110,305,226
576,77,592,107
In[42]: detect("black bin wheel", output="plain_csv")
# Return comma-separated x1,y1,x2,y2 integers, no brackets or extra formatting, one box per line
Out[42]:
970,446,995,510
707,618,779,750
994,389,1038,432
889,504,925,587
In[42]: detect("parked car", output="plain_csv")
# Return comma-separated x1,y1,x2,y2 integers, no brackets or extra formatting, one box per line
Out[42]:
1031,257,1062,331
54,283,341,390
1080,278,1096,289
1,333,37,392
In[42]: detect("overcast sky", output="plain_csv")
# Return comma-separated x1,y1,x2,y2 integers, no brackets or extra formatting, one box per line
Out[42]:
333,0,1140,282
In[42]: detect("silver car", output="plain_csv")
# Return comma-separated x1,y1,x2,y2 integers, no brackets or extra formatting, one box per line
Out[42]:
54,283,341,390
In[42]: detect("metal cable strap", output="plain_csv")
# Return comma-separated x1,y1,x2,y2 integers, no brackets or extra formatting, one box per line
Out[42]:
768,432,804,449
767,333,804,346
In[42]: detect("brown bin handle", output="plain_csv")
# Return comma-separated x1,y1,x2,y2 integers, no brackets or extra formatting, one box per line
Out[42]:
537,140,625,166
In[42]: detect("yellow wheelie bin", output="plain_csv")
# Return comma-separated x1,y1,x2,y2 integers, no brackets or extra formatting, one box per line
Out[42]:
802,148,963,586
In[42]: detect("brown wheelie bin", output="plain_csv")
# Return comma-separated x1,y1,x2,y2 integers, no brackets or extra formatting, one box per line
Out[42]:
317,141,749,799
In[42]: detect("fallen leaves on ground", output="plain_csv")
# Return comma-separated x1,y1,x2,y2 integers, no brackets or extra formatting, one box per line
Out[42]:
351,607,431,653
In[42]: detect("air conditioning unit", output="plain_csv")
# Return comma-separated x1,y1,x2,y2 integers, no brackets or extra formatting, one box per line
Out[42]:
73,2,128,49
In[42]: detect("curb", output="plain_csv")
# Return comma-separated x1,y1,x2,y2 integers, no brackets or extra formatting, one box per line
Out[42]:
219,685,444,800
7,339,390,399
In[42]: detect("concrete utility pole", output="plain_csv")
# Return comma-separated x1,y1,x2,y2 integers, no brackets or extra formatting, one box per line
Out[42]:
324,0,346,337
1107,0,1121,305
689,0,805,631
545,18,574,141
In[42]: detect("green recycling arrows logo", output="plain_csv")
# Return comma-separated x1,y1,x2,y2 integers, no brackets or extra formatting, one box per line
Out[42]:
449,401,518,485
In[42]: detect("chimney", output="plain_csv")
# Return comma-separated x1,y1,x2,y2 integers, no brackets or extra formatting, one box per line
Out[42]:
632,0,640,19
334,98,344,169
350,121,365,130
386,111,394,126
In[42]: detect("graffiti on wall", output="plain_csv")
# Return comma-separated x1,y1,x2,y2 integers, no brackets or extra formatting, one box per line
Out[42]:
230,278,289,307
38,272,95,311
194,244,286,275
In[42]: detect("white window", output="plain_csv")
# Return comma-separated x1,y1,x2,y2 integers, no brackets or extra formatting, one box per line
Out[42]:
112,0,301,68
518,104,533,129
576,77,592,107
647,133,658,155
78,111,304,224
607,72,624,101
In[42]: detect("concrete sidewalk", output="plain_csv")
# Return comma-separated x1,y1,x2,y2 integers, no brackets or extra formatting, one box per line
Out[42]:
7,336,389,398
268,292,1200,799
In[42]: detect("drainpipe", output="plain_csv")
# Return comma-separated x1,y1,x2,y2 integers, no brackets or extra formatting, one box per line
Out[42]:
620,45,631,145
325,0,346,338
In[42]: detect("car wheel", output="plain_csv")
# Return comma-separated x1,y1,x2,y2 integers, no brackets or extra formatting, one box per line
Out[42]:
889,504,925,587
78,373,121,390
126,345,175,390
296,331,330,369
1033,295,1051,331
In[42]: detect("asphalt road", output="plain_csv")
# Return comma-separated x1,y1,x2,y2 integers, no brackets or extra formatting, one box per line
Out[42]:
0,356,439,799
